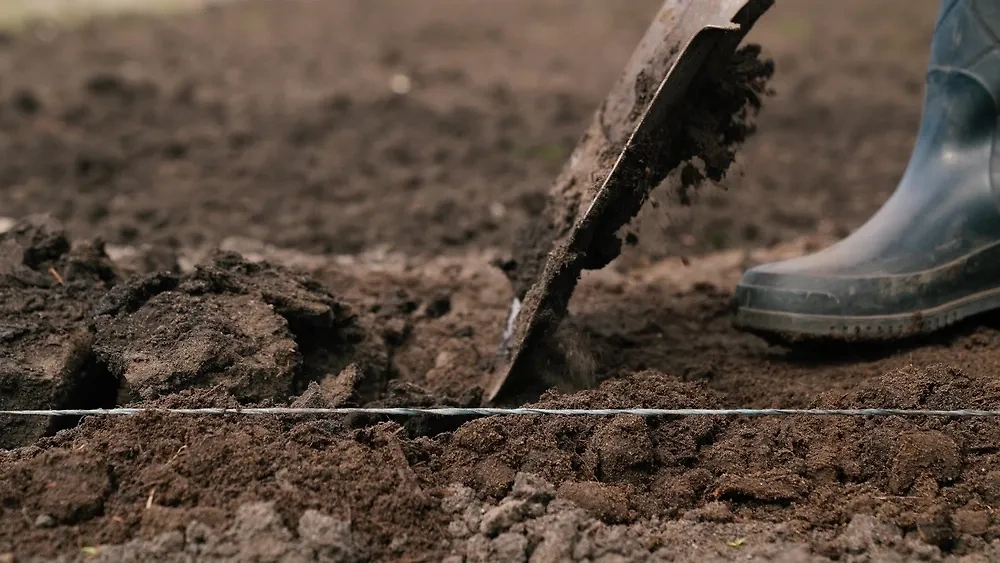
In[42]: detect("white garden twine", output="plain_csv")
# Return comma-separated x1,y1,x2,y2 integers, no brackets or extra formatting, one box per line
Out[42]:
1,407,999,418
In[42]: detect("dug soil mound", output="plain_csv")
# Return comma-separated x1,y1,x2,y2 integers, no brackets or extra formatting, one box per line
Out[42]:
3,0,998,561
7,212,1000,562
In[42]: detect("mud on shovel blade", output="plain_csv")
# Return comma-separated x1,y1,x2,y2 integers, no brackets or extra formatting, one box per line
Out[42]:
485,0,774,405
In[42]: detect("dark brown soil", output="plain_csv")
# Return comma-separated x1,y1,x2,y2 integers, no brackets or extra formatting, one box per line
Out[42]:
6,0,999,561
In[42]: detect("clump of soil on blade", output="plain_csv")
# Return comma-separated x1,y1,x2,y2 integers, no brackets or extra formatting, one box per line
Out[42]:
674,44,775,205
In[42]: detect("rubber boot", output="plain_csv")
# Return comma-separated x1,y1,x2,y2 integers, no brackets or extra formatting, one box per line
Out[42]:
732,0,1000,341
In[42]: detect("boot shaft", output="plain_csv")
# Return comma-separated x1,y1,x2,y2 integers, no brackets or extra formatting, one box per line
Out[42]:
930,0,1000,108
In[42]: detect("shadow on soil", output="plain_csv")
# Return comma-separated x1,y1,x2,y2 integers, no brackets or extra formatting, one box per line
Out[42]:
764,310,1000,367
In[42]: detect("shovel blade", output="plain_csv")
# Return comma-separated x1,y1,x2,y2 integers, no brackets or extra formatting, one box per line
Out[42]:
485,0,774,405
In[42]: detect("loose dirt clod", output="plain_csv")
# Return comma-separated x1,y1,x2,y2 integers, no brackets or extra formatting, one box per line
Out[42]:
93,252,387,403
0,216,117,448
68,502,360,562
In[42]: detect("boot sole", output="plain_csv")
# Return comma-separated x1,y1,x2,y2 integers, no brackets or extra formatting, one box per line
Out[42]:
733,285,1000,344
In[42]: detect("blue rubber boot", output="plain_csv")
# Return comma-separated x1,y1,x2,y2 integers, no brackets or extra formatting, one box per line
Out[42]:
733,0,1000,341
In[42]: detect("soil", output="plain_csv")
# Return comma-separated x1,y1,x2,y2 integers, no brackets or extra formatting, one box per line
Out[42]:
5,0,1000,562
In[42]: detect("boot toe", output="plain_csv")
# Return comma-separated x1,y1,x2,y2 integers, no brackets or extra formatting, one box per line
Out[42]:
736,261,847,317
733,260,877,340
733,245,1000,341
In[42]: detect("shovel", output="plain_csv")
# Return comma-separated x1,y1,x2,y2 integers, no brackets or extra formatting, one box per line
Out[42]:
485,0,775,405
